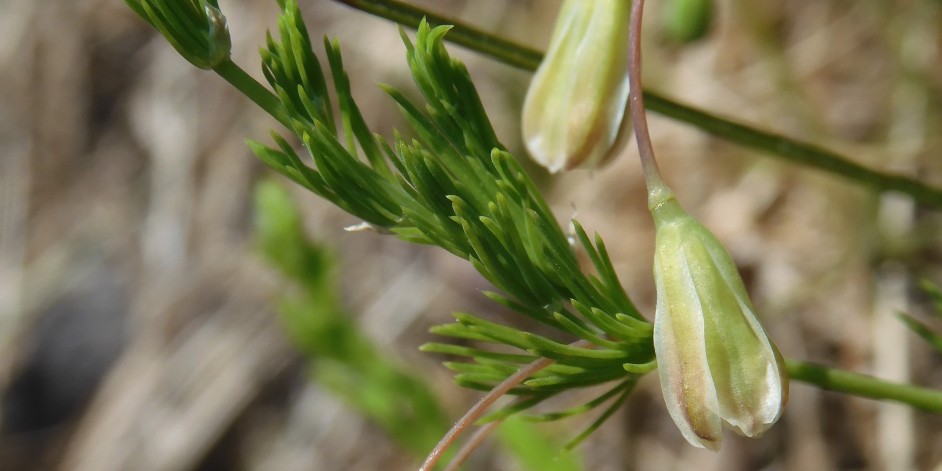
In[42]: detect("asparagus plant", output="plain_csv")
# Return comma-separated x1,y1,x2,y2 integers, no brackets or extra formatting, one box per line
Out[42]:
125,0,942,468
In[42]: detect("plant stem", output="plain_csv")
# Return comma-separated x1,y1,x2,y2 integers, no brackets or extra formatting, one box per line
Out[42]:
334,0,541,71
627,0,665,195
213,59,294,129
418,354,558,471
331,0,942,209
421,339,594,470
443,420,501,471
786,359,942,413
641,94,942,207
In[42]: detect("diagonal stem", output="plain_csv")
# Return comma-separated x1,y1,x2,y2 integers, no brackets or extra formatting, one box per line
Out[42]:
418,355,556,471
419,340,592,471
442,420,501,471
333,0,540,71
212,59,293,129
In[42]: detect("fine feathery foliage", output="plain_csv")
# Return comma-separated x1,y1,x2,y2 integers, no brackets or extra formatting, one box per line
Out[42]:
249,0,654,426
124,0,231,69
254,178,586,468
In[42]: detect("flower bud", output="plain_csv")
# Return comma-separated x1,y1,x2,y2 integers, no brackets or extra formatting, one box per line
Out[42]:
649,184,788,450
522,0,631,172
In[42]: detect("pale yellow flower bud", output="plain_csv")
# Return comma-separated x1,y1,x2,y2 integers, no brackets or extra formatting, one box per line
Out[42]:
522,0,631,172
650,184,788,450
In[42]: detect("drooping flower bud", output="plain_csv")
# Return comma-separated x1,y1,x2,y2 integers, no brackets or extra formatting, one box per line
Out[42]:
649,183,788,450
522,0,631,172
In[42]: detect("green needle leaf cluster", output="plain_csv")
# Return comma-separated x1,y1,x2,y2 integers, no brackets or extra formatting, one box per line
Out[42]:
250,0,654,417
125,0,231,69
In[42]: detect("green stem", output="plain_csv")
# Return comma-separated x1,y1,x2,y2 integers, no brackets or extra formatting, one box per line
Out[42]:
334,0,541,71
331,0,942,209
786,359,942,413
213,59,294,130
643,95,942,207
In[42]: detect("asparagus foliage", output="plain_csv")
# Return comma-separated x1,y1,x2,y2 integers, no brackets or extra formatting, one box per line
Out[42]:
250,0,653,420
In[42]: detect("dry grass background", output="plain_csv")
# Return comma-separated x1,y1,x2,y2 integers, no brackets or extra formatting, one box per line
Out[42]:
1,0,942,470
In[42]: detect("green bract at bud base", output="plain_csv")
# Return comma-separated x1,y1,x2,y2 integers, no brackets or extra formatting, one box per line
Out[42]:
522,0,631,173
649,184,788,451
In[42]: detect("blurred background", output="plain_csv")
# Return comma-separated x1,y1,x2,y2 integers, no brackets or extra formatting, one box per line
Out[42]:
2,0,942,469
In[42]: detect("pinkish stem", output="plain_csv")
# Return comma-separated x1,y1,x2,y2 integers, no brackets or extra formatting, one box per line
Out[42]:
442,420,501,471
418,356,556,471
419,340,592,470
628,0,664,191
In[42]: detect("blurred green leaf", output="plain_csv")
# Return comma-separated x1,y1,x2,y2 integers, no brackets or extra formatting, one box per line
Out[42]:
919,279,942,320
898,280,942,355
662,0,713,43
254,179,448,455
898,314,942,355
497,415,583,471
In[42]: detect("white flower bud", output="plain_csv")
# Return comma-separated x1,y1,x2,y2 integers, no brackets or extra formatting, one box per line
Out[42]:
522,0,631,172
650,185,788,450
